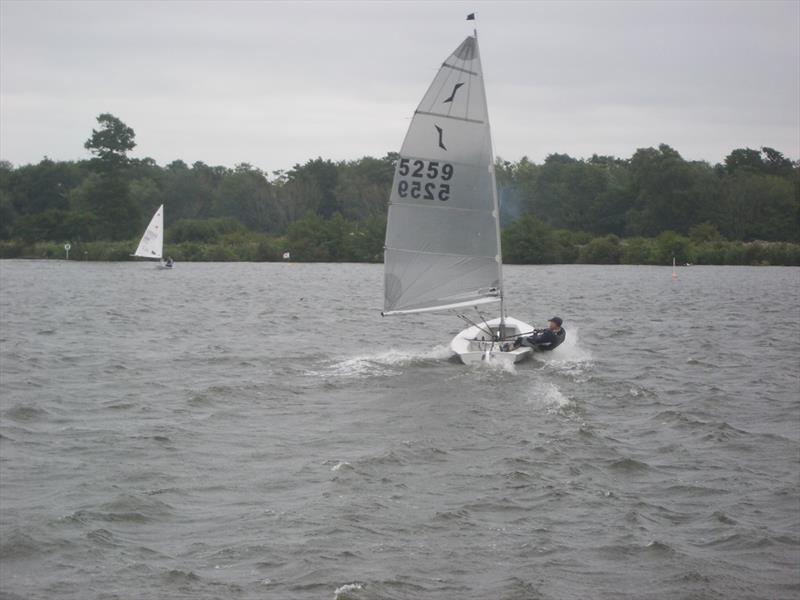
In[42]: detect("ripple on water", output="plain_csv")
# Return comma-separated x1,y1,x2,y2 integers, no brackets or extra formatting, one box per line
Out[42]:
608,457,652,474
3,404,50,422
66,494,174,525
0,528,72,561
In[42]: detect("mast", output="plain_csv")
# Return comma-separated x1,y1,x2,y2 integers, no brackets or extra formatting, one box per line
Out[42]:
473,30,506,336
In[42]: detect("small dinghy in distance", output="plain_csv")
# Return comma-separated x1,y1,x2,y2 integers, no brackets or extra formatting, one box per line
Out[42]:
381,28,533,364
132,205,173,269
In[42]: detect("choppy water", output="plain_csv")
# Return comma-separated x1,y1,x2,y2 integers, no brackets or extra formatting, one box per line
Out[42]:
0,261,798,600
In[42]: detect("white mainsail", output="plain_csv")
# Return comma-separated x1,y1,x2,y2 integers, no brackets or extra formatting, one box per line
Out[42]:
383,35,503,315
133,205,164,259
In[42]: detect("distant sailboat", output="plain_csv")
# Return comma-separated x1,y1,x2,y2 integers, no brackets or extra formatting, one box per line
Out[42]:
672,256,677,279
132,205,173,269
382,31,533,364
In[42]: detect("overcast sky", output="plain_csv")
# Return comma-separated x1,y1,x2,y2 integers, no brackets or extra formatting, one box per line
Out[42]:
1,0,798,172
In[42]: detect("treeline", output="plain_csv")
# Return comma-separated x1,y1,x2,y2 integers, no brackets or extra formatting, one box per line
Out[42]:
0,114,797,265
495,144,798,242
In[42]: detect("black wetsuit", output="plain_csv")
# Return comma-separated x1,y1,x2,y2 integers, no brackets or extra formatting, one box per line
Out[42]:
520,327,566,351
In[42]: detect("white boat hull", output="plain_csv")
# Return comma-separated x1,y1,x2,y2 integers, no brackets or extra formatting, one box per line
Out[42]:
450,316,534,365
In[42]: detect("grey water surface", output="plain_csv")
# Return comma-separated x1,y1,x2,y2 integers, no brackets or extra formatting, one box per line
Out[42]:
1,261,798,600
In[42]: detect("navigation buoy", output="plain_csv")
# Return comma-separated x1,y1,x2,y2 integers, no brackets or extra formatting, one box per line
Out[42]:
64,242,71,260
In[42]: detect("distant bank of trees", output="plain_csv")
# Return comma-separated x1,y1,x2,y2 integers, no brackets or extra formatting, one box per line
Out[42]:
0,113,797,265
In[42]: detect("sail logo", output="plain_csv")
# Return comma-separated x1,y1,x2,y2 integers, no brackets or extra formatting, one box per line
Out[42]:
434,125,447,150
443,83,464,103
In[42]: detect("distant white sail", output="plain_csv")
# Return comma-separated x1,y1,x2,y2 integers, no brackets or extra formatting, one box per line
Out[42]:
133,205,164,259
383,35,502,315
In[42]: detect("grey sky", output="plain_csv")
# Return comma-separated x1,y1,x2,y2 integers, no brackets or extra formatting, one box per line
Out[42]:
1,0,798,172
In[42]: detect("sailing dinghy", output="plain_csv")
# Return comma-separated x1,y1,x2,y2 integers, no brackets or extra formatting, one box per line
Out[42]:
132,204,173,269
382,32,533,364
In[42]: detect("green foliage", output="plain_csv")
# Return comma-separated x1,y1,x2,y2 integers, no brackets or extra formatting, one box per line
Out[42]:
289,158,340,218
724,146,794,177
501,214,562,264
1,116,797,266
653,231,692,265
0,189,16,239
84,113,136,170
5,158,84,217
689,222,723,243
626,145,711,236
620,237,653,264
335,156,394,221
578,235,622,264
284,212,384,262
10,209,98,243
718,172,797,241
213,165,283,233
167,218,247,243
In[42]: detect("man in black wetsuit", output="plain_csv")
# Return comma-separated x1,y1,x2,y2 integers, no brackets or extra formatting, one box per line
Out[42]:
514,317,566,351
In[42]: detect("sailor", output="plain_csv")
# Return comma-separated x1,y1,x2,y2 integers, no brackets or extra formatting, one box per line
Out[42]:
165,256,174,267
514,317,566,351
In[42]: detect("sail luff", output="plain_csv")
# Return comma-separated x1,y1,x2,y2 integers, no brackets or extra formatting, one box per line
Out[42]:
473,35,505,319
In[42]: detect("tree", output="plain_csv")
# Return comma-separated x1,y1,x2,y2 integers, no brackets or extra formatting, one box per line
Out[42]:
78,114,141,239
288,158,340,218
723,148,764,175
577,234,621,264
6,159,84,215
761,147,794,177
213,165,283,233
69,171,140,240
335,156,393,221
0,189,16,239
626,144,714,236
653,230,691,264
719,173,797,241
501,214,559,264
84,113,136,170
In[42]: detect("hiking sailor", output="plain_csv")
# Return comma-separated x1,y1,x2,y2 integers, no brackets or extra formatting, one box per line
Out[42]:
514,316,566,351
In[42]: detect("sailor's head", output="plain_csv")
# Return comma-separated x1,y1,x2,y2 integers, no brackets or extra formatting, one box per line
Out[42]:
548,316,563,331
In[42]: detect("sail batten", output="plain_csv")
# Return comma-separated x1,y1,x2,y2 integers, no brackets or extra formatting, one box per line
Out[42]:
384,246,499,260
441,63,478,76
414,110,485,124
382,296,499,316
383,35,502,315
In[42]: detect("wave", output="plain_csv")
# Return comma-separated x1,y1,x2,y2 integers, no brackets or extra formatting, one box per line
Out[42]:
330,460,353,472
535,326,594,373
161,569,201,585
465,352,519,374
527,382,572,412
334,583,364,599
315,345,453,379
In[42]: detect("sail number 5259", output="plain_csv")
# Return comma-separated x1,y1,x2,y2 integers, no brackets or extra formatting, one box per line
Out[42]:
397,158,454,202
